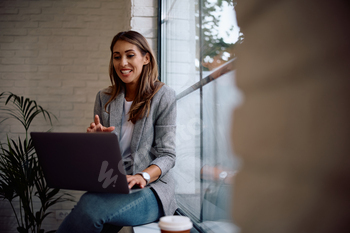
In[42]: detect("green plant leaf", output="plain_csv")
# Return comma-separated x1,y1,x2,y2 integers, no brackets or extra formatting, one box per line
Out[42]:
0,92,68,232
47,188,60,199
0,179,18,201
17,226,28,233
2,92,56,132
40,212,52,223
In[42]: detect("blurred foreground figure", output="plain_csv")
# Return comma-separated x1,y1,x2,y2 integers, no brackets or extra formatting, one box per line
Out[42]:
232,0,350,232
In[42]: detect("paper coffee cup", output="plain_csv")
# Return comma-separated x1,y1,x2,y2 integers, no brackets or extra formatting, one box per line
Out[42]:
158,216,193,233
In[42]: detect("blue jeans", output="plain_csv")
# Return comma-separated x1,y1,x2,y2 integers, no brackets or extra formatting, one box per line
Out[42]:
56,188,164,233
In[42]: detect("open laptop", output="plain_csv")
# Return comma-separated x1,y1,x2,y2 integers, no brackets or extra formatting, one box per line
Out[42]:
31,132,145,194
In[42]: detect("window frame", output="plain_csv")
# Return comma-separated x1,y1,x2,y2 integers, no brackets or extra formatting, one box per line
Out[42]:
158,0,238,232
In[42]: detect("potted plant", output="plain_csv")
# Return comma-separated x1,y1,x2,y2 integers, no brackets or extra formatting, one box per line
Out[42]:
0,92,73,233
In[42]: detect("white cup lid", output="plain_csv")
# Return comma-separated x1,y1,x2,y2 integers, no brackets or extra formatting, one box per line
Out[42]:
158,216,193,231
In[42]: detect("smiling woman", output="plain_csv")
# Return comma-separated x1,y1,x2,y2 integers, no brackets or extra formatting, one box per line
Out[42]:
106,31,164,124
57,31,177,233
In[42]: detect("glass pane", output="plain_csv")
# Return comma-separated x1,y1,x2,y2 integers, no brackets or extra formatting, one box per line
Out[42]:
200,71,241,232
199,1,242,231
161,0,202,220
161,0,243,231
173,90,201,220
160,0,198,94
200,0,242,72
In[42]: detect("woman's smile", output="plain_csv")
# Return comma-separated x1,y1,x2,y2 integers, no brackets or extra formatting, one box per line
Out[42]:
120,69,132,75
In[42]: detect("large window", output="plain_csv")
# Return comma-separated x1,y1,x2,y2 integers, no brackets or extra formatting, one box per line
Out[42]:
160,0,243,232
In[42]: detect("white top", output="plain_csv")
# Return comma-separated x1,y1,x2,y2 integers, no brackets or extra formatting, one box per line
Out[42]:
119,99,134,160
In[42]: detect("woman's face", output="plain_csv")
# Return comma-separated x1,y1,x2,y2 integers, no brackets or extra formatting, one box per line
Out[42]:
112,40,150,87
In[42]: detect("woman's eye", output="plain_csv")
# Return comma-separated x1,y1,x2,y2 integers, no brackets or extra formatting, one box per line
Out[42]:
127,54,134,58
114,56,120,60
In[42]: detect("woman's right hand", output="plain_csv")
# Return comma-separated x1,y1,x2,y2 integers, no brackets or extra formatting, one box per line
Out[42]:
87,115,115,133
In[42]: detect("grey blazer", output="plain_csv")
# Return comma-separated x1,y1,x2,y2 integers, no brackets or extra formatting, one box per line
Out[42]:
93,85,177,216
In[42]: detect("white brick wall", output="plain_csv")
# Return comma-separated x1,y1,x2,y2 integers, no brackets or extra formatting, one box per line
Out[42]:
0,0,158,232
131,0,158,55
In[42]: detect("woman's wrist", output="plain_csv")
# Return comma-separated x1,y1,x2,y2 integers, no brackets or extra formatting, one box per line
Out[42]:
141,165,162,184
136,172,150,185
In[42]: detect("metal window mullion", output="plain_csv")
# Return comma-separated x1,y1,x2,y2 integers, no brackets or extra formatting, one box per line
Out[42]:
199,0,204,223
157,0,162,80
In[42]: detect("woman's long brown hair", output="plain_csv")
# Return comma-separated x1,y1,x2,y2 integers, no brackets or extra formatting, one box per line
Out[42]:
105,31,164,124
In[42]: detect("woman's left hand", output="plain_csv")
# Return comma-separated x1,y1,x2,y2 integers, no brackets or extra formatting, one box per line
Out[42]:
126,165,161,189
126,174,147,189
